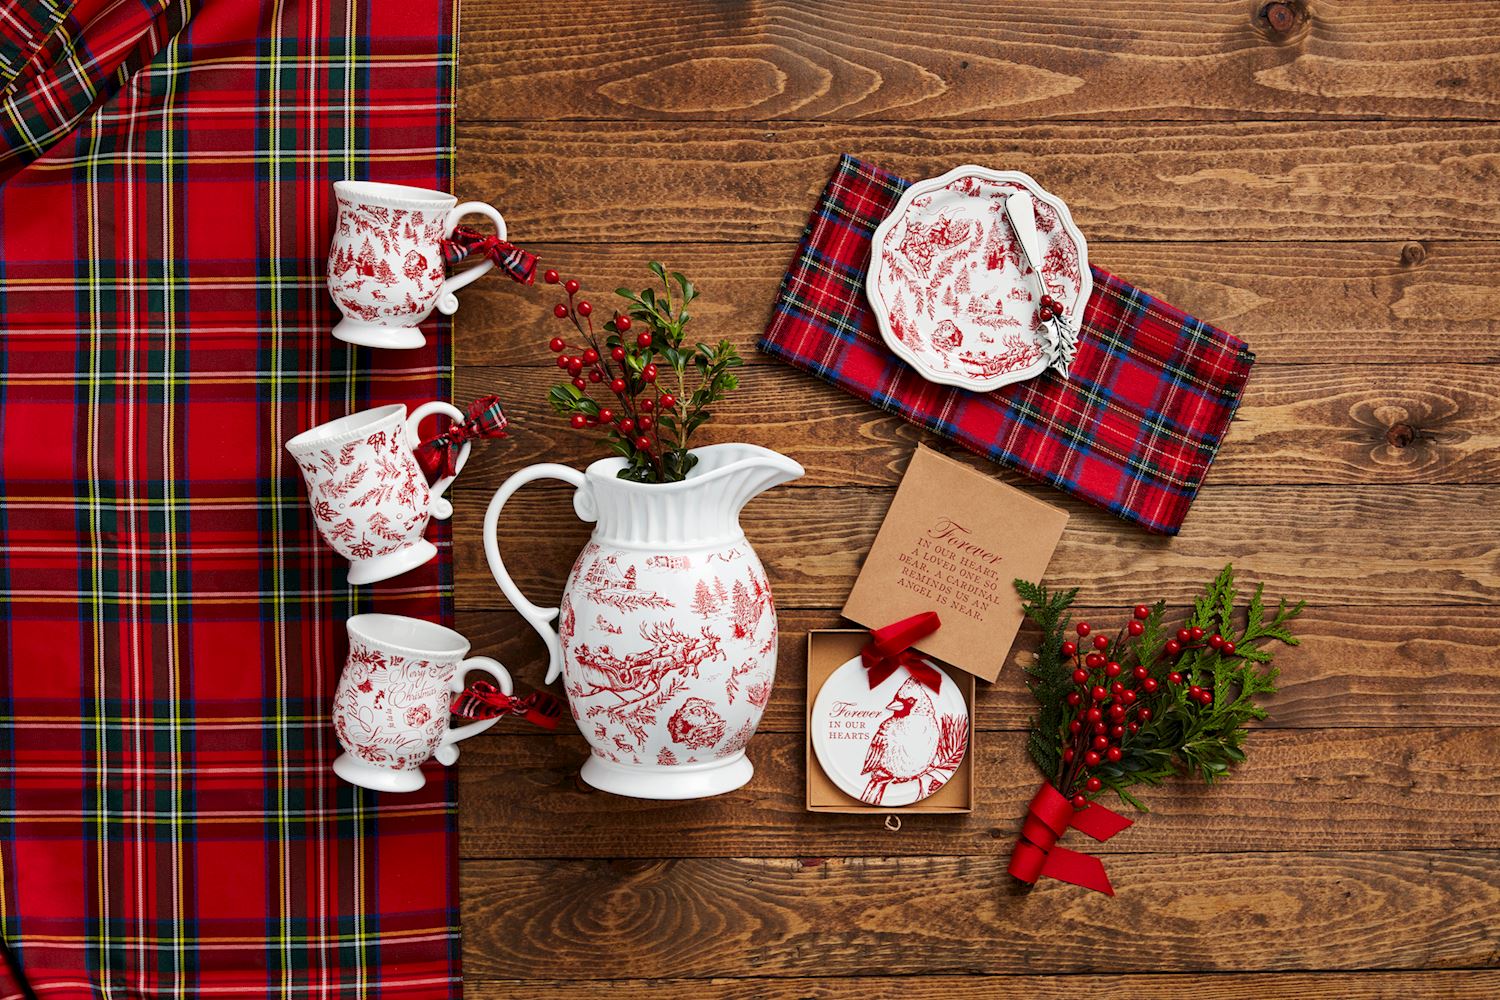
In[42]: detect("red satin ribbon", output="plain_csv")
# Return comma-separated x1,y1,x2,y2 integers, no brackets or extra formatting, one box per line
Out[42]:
1008,781,1133,895
861,611,944,692
440,225,537,285
450,681,563,731
414,394,508,479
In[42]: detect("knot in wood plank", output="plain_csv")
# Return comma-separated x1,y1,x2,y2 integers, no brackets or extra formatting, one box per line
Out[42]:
1401,241,1427,267
1257,1,1308,41
1386,423,1418,449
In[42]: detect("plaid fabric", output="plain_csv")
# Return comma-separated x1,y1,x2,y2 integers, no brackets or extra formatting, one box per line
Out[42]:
759,155,1254,535
0,1,463,996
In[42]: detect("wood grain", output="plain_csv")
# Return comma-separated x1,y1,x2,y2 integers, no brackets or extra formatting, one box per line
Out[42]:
450,484,1500,610
456,728,1500,858
454,363,1500,487
456,122,1500,241
459,852,1500,979
468,970,1500,1000
454,606,1500,732
457,2,1500,122
457,240,1500,366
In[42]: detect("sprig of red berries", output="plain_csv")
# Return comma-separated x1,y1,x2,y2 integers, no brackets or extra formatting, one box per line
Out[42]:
542,262,742,483
1017,567,1302,813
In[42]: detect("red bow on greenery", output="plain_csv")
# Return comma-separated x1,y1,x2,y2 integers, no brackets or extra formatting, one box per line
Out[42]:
440,225,537,285
861,611,944,692
414,395,508,479
450,681,563,731
1008,781,1133,895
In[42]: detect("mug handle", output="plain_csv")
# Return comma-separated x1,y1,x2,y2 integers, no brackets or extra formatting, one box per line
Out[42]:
433,656,512,766
435,202,506,316
405,401,471,521
483,464,594,685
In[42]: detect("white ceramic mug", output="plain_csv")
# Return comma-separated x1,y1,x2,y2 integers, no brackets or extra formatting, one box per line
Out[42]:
327,180,506,349
286,402,472,584
332,614,512,792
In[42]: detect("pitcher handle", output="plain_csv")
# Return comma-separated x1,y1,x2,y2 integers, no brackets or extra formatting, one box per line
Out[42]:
483,464,594,685
404,401,471,521
433,656,512,766
435,201,506,316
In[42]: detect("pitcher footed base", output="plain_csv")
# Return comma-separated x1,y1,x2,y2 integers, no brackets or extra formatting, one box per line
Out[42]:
580,751,753,800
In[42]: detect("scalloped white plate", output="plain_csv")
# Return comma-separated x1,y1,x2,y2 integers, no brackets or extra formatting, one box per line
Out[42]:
867,166,1090,392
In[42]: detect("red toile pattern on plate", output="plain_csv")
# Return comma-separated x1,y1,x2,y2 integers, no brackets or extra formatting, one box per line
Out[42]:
558,542,778,767
869,166,1091,392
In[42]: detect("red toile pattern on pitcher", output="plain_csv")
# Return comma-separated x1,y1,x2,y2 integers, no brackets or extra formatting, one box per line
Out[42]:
485,443,804,799
558,542,776,768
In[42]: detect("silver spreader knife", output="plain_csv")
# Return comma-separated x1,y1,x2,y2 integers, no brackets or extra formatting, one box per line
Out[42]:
1003,191,1077,377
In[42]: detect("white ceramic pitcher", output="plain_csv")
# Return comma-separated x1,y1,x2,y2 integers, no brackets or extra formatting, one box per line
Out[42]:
484,444,804,799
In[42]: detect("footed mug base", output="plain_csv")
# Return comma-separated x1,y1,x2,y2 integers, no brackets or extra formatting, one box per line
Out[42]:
333,752,427,793
333,316,427,350
580,751,754,800
346,538,437,585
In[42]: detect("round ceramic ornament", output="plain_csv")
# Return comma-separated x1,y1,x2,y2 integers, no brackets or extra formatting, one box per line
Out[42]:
811,655,970,807
867,165,1090,391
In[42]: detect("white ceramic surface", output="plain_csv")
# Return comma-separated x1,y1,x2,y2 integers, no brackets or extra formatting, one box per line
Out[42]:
327,180,506,349
331,614,511,792
484,444,804,799
811,654,969,807
867,165,1090,392
286,402,472,584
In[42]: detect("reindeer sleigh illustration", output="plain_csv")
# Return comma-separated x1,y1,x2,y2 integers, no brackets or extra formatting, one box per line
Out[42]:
571,619,727,709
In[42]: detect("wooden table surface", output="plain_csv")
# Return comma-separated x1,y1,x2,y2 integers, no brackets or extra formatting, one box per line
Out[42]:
449,3,1500,996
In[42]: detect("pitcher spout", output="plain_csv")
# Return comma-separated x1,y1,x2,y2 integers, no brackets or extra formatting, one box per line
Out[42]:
691,443,805,517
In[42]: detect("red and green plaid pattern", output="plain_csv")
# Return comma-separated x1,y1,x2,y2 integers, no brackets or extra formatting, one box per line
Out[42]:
759,155,1254,535
1,1,463,996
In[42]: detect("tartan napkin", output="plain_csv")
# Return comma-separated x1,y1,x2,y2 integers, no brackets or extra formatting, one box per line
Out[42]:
1,1,463,996
759,155,1254,535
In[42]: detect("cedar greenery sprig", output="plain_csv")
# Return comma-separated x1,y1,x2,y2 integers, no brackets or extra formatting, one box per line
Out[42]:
543,262,742,484
1016,566,1302,812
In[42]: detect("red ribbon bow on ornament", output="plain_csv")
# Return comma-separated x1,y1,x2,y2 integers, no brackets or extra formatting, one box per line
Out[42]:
1008,781,1133,895
440,225,537,285
413,394,508,479
861,611,944,692
450,681,564,731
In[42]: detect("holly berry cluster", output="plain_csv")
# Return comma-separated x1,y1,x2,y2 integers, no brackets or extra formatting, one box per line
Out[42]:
1037,293,1065,324
543,262,742,483
1016,566,1302,812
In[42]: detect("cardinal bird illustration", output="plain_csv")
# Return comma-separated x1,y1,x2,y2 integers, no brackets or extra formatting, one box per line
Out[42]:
860,677,941,805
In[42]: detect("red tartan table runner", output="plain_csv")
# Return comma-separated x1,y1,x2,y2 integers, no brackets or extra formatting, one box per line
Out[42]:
1,2,463,996
759,155,1254,534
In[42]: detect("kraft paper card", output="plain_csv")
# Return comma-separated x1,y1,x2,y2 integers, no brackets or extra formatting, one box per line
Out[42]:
842,444,1069,682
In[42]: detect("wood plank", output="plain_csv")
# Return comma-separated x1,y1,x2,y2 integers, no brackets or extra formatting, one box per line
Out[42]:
457,240,1500,367
467,970,1500,1000
449,484,1500,610
453,363,1500,488
458,852,1500,978
456,728,1500,858
455,606,1500,732
457,1,1500,122
456,122,1500,241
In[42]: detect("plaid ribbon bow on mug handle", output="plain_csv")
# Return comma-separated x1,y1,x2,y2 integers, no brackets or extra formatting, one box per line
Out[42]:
451,681,564,730
414,394,509,480
441,226,538,285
